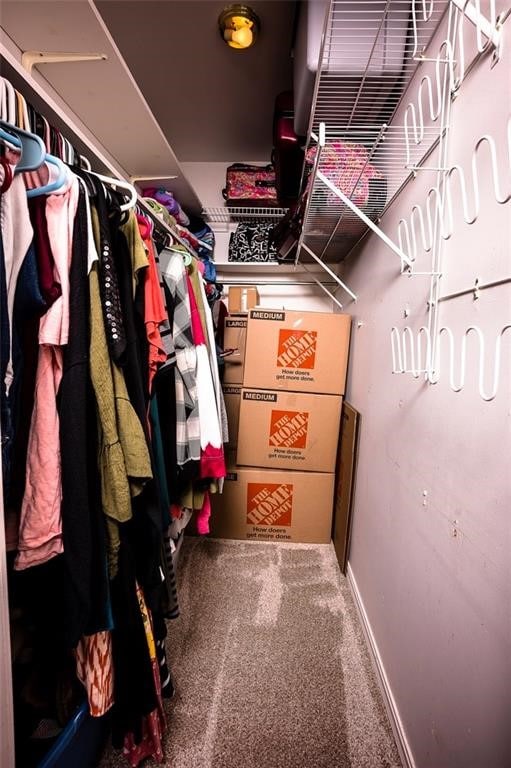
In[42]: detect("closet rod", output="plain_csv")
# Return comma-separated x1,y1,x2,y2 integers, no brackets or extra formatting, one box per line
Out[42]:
216,279,339,287
135,197,198,260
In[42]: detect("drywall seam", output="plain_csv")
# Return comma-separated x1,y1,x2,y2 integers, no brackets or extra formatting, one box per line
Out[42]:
347,562,416,768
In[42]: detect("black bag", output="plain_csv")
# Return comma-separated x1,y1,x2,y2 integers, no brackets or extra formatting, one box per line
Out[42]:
269,194,307,263
228,222,278,262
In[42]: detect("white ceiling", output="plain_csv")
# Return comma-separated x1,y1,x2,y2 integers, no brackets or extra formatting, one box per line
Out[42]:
95,0,297,163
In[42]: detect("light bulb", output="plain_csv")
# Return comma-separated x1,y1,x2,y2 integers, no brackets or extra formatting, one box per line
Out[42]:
219,6,260,50
231,26,253,48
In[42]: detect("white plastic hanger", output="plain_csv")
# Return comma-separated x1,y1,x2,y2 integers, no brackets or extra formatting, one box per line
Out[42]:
89,171,137,211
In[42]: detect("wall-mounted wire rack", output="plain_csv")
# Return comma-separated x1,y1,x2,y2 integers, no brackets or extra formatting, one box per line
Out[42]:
294,0,450,271
202,206,288,224
389,0,510,401
391,324,511,401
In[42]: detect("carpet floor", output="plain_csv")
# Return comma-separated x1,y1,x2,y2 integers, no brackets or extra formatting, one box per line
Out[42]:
100,538,402,768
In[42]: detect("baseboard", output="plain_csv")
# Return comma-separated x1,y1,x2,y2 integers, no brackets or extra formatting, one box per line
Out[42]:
347,563,416,768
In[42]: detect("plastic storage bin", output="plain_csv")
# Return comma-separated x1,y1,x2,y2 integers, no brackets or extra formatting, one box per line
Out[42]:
37,702,109,768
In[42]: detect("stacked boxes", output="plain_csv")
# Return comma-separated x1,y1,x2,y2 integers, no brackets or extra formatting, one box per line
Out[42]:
222,315,247,386
213,308,352,544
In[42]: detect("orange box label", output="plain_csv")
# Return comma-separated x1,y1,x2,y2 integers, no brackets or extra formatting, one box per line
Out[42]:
246,483,293,526
277,329,317,369
269,410,309,449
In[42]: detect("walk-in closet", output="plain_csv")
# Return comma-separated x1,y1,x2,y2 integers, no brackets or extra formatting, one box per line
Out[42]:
0,2,509,767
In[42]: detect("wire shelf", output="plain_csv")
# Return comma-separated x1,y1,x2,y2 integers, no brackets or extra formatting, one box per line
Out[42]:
310,0,449,135
202,206,289,224
301,122,442,260
297,0,449,265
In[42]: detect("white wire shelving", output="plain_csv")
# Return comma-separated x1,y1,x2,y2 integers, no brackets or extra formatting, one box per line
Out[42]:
291,0,509,398
295,0,450,274
202,206,288,224
309,0,449,136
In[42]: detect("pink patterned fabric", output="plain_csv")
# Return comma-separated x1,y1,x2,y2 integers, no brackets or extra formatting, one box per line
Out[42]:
306,141,382,208
224,165,278,204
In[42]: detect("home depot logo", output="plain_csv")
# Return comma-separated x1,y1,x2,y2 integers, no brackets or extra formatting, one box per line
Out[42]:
269,410,309,449
246,483,293,526
277,329,317,369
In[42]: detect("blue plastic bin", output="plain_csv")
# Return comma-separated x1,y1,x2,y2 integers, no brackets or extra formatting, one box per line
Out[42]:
37,702,109,768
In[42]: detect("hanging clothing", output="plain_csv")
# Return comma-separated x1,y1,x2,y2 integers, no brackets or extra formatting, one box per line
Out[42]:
16,173,79,571
1,172,33,394
186,274,223,457
122,585,165,767
159,247,200,466
59,187,110,645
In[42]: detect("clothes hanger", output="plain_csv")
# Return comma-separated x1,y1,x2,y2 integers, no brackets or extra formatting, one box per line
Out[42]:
0,120,67,196
88,171,137,212
26,154,69,197
167,241,192,267
0,120,46,172
0,78,16,124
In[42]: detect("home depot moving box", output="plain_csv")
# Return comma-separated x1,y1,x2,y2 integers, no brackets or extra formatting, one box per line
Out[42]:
228,286,260,313
223,316,247,385
222,385,242,448
237,389,342,472
243,309,351,395
210,467,334,543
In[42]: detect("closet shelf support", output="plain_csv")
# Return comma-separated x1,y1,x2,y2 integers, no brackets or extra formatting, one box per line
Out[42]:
300,243,357,302
130,175,178,184
316,169,413,269
21,51,107,74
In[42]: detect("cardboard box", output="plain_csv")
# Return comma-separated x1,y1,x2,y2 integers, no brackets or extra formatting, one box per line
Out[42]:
332,403,360,575
210,466,334,544
237,389,342,472
222,385,242,448
243,309,351,395
228,286,260,313
223,316,247,385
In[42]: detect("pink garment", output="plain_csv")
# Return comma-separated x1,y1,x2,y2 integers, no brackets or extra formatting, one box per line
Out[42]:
200,444,226,481
196,491,212,535
16,175,79,571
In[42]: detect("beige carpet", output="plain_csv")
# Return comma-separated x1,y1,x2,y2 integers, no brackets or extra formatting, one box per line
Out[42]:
101,538,402,768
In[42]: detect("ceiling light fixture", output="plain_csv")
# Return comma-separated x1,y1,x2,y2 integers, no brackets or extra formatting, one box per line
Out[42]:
218,4,260,50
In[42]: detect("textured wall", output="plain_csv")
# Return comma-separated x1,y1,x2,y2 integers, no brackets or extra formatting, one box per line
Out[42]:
338,12,511,768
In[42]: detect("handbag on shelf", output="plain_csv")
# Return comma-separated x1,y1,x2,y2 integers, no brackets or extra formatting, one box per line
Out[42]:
228,222,278,263
223,163,278,207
